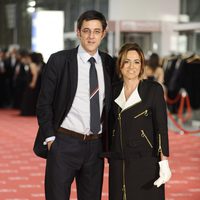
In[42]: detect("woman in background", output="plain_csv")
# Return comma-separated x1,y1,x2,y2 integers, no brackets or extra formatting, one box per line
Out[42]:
144,53,164,85
20,52,44,116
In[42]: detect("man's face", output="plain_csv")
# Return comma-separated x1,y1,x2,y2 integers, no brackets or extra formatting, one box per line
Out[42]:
77,20,106,55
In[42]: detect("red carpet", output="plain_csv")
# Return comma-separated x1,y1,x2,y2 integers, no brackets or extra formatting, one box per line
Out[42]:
0,109,200,200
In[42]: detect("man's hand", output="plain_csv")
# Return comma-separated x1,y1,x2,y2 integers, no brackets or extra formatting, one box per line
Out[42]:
154,160,172,187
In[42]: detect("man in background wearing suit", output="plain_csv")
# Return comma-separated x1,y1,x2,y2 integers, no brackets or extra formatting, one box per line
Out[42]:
34,10,114,200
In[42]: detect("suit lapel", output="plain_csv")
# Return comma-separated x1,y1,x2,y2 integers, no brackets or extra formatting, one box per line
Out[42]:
68,48,78,99
99,52,111,112
61,48,78,122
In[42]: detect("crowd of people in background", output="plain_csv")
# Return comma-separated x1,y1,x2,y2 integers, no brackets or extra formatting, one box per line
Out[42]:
1,44,199,118
0,46,44,116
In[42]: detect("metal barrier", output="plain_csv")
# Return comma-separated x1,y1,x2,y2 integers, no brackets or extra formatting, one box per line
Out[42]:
166,89,200,134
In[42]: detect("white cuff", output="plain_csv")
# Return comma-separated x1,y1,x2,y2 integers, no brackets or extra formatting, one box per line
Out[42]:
43,136,56,145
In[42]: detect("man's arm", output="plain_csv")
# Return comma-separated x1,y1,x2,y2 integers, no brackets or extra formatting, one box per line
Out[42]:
36,54,58,139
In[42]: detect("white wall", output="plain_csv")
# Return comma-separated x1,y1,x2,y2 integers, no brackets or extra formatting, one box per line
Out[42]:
109,0,179,21
108,0,180,56
32,11,64,62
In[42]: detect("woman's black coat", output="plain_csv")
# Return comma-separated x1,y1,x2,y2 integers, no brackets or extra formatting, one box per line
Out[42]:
109,79,169,200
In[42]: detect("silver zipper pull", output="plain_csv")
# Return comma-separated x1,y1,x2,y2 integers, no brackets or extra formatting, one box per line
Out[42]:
141,130,153,148
157,134,162,155
112,129,115,136
134,109,148,118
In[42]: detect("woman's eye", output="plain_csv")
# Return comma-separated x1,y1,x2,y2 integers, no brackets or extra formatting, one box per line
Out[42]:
124,60,129,64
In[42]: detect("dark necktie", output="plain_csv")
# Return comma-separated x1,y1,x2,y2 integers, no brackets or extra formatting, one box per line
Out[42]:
88,57,101,134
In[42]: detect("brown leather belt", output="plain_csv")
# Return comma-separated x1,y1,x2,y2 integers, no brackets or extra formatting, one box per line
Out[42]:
58,127,102,141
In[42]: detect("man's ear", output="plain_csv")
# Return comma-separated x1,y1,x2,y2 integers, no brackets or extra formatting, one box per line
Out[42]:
102,30,107,39
76,29,81,38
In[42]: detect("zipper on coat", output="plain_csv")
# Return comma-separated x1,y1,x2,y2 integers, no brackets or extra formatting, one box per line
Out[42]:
141,130,153,148
134,109,148,118
118,112,127,200
112,129,115,137
157,133,163,155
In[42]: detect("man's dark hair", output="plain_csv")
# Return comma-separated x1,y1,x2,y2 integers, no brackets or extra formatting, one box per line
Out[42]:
77,10,107,31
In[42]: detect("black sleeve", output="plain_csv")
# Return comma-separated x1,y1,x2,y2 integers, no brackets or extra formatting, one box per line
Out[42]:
36,54,58,138
152,83,169,156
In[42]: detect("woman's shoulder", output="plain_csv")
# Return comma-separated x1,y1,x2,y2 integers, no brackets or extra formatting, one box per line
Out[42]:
139,79,164,100
155,66,164,74
140,79,163,91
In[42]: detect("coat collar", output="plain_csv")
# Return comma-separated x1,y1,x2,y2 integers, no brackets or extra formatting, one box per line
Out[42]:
114,85,141,110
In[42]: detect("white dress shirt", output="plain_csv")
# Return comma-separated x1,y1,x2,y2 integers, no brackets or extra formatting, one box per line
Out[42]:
44,45,105,144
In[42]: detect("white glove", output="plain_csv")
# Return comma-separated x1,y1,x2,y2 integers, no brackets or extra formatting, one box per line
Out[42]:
154,160,172,188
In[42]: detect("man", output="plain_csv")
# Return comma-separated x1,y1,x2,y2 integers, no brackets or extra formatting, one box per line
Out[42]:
33,10,114,200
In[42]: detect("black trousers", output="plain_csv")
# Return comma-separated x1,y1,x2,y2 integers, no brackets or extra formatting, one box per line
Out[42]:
45,132,104,200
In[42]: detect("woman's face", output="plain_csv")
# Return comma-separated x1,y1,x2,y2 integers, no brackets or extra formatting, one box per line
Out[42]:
120,50,141,81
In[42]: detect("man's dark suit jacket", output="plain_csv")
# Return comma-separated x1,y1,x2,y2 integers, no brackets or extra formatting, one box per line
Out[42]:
33,47,115,159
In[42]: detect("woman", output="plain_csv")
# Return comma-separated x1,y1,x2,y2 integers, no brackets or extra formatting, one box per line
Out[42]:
21,52,43,116
144,53,164,85
108,43,171,200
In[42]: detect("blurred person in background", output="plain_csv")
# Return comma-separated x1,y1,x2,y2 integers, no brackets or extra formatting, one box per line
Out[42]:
33,10,114,200
4,46,20,107
0,48,7,107
20,52,44,116
13,49,30,109
108,43,171,200
144,53,164,85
